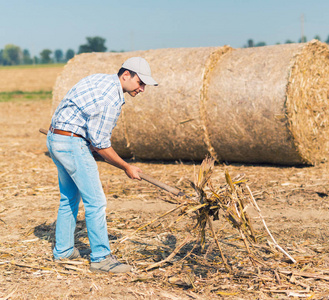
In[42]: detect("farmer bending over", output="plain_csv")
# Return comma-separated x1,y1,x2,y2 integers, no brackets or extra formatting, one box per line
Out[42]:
47,57,158,273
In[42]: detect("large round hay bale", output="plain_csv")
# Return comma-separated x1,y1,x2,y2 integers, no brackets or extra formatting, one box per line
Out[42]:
52,41,329,165
52,47,232,160
206,40,329,165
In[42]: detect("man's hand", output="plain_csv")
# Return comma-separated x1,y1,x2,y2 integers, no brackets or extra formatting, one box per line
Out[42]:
95,146,142,180
124,165,142,180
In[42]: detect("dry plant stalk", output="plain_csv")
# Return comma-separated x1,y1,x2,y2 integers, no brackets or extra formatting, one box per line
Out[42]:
187,156,295,266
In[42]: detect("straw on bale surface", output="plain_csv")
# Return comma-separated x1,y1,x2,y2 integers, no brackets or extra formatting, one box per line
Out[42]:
206,40,329,165
123,47,232,160
52,41,329,165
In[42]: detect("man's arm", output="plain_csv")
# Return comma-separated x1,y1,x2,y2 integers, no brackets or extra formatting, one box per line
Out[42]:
94,146,142,180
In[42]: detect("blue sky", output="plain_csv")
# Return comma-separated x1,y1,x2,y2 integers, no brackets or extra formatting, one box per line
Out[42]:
0,0,328,57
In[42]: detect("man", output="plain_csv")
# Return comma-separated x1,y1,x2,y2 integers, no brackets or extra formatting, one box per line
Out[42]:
47,57,158,273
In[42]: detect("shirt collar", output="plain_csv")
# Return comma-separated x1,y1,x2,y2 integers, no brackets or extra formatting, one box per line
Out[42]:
114,74,125,105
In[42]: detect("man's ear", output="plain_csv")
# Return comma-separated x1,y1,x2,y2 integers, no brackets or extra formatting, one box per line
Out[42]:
121,70,131,81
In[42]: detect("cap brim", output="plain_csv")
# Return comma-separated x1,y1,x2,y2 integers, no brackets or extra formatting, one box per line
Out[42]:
138,73,158,86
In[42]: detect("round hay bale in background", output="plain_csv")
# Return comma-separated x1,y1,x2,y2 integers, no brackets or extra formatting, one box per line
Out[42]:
123,47,232,160
52,47,232,160
52,41,329,165
206,40,329,165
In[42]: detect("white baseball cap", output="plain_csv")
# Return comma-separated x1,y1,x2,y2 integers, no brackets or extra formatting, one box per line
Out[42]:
122,57,158,86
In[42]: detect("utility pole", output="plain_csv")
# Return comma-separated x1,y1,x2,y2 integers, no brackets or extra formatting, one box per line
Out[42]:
130,31,135,51
301,14,305,43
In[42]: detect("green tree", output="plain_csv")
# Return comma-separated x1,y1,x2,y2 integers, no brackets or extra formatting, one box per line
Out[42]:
247,39,254,48
2,44,22,65
40,49,52,64
0,49,3,65
326,35,329,44
65,49,75,61
78,36,107,54
285,39,294,44
54,49,64,63
299,36,307,43
22,49,33,64
255,41,266,47
314,35,321,41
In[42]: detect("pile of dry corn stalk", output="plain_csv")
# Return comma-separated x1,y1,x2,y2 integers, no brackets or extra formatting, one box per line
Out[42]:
117,157,329,297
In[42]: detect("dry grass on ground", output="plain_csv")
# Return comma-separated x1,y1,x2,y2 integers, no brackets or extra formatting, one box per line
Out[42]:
0,65,63,92
1,99,329,299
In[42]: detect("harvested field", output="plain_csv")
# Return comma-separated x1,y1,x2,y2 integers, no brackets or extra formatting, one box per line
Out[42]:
1,99,329,299
0,65,63,92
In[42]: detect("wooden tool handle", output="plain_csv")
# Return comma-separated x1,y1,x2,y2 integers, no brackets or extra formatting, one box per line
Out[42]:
39,128,48,135
39,128,185,197
138,173,184,196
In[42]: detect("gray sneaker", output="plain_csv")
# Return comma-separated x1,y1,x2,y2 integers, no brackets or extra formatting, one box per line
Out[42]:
67,247,81,259
54,247,91,261
90,254,132,273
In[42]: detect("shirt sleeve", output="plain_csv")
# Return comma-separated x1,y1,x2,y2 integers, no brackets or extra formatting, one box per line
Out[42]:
86,103,121,149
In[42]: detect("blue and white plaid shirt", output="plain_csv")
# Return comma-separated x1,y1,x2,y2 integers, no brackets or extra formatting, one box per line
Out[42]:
51,73,125,149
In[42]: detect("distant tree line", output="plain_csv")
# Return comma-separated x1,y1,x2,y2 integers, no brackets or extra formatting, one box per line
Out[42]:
0,36,123,66
244,34,329,48
2,34,329,66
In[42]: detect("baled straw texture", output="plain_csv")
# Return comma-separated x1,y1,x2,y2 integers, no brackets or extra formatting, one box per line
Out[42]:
52,41,329,165
206,40,329,165
286,40,329,164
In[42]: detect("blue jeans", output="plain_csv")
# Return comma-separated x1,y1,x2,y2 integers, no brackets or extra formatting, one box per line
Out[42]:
47,131,111,262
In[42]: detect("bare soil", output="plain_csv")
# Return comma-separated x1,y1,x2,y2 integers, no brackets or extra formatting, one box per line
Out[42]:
1,99,329,299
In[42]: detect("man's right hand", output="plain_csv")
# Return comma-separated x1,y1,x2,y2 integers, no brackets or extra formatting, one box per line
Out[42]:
95,146,142,180
124,165,142,180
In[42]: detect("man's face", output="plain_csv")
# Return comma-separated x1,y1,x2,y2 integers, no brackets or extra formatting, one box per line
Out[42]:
122,71,146,97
